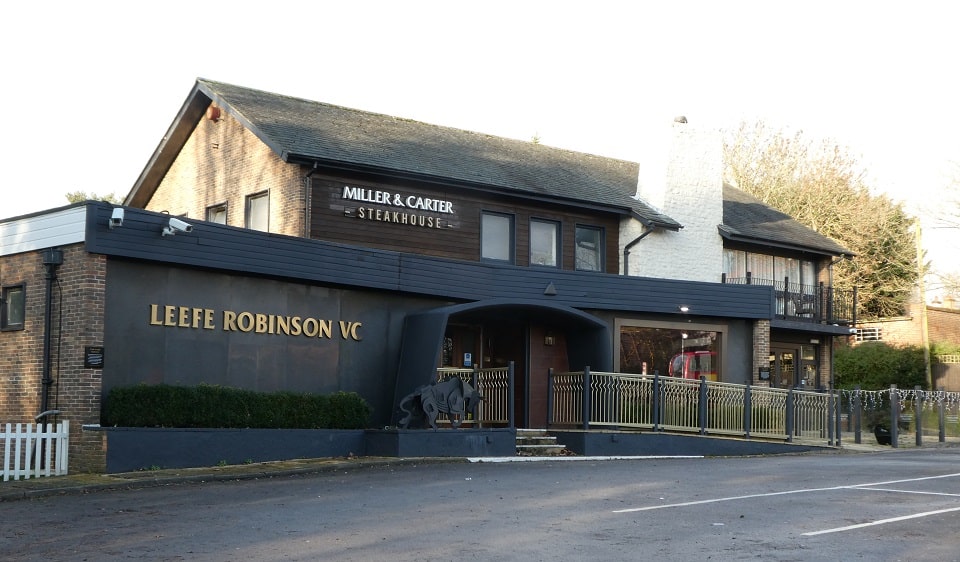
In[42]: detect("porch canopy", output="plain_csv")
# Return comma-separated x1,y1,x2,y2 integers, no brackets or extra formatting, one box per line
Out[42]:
391,298,611,424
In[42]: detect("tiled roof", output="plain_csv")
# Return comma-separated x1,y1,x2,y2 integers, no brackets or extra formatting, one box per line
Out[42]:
721,184,851,256
195,79,681,229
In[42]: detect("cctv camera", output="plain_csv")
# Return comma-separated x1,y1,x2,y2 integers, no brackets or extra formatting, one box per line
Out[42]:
162,217,194,236
109,207,124,228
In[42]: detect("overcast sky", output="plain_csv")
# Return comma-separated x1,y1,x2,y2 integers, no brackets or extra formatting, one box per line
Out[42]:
2,1,957,281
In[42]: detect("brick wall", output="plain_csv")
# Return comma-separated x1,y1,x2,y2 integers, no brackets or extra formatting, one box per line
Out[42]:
626,122,724,281
751,319,770,385
146,105,305,237
855,301,960,349
0,244,107,472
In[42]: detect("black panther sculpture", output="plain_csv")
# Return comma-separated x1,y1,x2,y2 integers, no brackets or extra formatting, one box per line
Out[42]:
397,377,482,429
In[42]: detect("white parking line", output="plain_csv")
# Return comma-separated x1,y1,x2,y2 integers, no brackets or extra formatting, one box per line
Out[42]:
802,506,960,536
612,472,960,514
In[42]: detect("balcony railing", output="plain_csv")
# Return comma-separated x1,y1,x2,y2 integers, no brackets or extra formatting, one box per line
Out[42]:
721,274,857,325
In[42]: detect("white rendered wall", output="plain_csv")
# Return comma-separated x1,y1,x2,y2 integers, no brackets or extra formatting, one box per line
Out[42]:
620,121,724,282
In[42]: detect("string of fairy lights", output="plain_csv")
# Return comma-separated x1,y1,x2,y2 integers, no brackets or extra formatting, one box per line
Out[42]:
841,387,960,411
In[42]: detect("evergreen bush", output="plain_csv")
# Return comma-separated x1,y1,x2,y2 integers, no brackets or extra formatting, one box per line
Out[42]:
102,384,371,429
834,342,927,390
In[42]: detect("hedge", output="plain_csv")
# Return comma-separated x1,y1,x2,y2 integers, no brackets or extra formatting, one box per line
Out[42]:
102,384,371,429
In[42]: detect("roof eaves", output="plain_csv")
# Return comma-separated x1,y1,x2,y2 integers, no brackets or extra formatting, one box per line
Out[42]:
718,225,854,257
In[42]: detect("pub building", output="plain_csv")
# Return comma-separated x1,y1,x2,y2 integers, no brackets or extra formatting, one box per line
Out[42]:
0,80,855,471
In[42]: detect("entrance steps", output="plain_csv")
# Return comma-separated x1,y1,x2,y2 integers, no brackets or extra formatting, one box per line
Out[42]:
515,428,569,456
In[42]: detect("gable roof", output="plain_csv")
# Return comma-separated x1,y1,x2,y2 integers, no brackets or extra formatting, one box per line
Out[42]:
721,183,851,256
126,79,850,257
127,79,680,229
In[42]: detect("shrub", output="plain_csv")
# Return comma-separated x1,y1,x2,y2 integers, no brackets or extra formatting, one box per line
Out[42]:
834,342,927,390
102,384,371,429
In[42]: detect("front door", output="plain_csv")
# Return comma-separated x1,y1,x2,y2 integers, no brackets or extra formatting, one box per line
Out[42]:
770,347,797,389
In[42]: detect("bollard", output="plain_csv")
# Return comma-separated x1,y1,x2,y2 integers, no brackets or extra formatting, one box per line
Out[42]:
853,385,862,445
890,384,898,448
939,387,946,443
915,385,922,447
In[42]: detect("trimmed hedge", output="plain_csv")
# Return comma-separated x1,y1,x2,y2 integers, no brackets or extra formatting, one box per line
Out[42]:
834,342,927,390
103,384,371,429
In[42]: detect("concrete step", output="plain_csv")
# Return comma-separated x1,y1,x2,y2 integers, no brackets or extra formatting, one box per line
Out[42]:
516,429,569,456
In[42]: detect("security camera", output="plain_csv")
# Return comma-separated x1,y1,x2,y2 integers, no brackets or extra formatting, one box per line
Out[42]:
109,207,124,228
162,217,194,236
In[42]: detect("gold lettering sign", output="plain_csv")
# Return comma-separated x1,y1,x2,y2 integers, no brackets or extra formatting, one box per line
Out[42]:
148,304,362,341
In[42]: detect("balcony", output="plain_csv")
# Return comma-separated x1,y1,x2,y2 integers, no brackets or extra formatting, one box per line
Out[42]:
722,274,857,326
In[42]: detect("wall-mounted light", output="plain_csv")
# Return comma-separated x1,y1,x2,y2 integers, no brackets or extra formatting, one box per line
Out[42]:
544,332,555,346
678,305,690,313
109,207,124,229
543,282,558,296
162,217,193,236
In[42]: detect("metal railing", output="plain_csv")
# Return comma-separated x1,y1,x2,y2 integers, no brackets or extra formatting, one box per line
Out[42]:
548,368,839,445
435,366,513,426
722,274,857,326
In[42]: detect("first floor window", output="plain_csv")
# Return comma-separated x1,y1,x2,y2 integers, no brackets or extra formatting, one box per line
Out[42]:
207,203,227,224
246,192,269,232
575,225,603,271
481,211,514,263
530,219,559,267
1,284,25,330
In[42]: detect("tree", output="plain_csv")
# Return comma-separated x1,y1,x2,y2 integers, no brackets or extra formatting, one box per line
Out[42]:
723,122,918,319
65,191,122,204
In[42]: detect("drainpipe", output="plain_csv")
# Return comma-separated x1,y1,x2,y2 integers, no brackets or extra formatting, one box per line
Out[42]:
303,162,320,238
40,248,63,417
623,225,656,276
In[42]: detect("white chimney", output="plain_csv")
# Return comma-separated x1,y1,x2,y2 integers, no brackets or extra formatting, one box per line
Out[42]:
626,118,724,282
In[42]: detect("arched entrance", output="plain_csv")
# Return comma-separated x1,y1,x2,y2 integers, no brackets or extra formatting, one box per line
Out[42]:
393,299,611,428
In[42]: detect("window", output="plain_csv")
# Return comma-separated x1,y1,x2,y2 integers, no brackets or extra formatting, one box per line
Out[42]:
1,284,25,331
723,249,815,286
529,219,559,267
246,192,269,232
481,212,514,263
575,225,603,271
618,321,722,381
207,204,227,224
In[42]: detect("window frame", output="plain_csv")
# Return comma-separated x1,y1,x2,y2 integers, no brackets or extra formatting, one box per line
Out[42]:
574,224,605,272
245,191,269,232
1,283,26,331
480,211,515,264
529,218,560,268
206,203,228,224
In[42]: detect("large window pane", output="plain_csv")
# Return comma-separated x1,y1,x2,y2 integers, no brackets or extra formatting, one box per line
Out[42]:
530,219,558,267
620,325,720,380
481,212,513,262
575,225,603,271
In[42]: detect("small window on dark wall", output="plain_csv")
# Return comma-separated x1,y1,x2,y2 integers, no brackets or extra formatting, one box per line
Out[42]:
246,192,269,232
481,211,514,263
575,225,603,271
207,203,227,224
1,284,25,331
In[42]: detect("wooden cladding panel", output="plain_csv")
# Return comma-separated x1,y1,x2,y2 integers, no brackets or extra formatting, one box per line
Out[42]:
309,176,620,273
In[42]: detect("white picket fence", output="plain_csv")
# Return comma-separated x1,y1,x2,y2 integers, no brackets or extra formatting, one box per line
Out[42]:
2,420,70,481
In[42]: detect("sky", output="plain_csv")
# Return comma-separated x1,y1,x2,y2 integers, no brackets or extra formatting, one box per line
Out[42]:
2,1,958,290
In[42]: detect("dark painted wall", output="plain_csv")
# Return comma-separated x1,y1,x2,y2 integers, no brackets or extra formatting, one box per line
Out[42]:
103,259,445,426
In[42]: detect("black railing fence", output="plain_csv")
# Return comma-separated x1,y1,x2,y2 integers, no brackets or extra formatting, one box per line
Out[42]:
722,274,857,325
